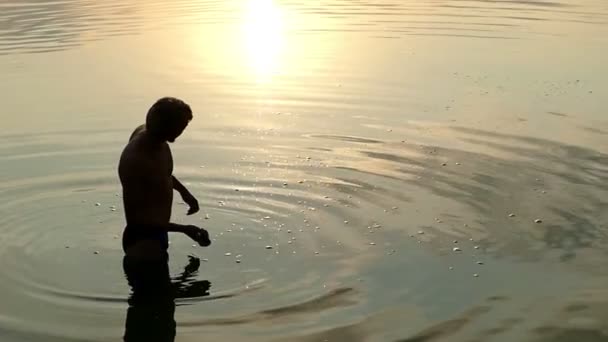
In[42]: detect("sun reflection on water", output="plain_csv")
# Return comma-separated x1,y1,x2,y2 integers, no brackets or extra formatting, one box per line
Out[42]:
242,0,285,83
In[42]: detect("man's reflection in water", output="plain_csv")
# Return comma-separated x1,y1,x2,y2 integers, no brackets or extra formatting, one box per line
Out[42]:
123,255,211,342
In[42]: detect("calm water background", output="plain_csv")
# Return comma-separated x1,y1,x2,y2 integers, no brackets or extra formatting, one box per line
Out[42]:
1,0,608,341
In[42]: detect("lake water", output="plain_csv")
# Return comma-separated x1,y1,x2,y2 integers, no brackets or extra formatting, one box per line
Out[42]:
1,0,608,341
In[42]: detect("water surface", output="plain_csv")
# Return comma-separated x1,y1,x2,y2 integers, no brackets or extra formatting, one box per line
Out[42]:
1,0,608,341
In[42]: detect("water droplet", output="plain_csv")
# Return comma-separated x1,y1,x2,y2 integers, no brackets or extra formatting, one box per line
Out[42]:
442,163,447,166
474,246,480,250
202,258,209,262
476,261,484,265
473,273,479,278
509,213,516,217
225,253,232,256
453,247,462,252
369,242,376,245
449,267,454,270
453,240,458,244
265,246,273,250
94,251,99,255
314,251,319,255
535,219,543,224
236,260,241,263
344,220,349,224
95,203,101,206
192,244,197,247
417,231,424,235
288,241,293,244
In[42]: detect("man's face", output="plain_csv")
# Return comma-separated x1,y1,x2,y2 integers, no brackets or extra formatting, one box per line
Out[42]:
166,117,190,143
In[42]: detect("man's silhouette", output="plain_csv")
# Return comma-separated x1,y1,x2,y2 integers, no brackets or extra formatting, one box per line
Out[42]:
118,97,212,341
118,97,210,261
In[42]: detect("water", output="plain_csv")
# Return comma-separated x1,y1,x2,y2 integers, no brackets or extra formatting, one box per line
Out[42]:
1,0,608,341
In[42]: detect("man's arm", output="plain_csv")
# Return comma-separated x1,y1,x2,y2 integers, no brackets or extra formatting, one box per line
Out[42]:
168,222,211,246
172,175,199,215
172,175,189,196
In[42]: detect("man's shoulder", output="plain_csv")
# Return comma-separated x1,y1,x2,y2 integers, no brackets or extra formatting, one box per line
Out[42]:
129,124,146,141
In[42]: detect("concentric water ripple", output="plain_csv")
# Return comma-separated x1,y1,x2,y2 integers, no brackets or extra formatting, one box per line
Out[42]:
1,0,608,340
1,123,607,340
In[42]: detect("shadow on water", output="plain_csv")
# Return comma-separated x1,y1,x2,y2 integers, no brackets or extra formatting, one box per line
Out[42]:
122,255,211,342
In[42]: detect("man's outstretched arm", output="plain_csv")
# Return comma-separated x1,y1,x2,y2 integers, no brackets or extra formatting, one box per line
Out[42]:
167,222,210,246
172,175,199,215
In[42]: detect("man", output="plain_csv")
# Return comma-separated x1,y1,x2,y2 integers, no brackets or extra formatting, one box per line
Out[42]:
118,97,210,261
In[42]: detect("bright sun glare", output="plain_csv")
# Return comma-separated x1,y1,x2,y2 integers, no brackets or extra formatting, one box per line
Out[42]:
243,0,285,81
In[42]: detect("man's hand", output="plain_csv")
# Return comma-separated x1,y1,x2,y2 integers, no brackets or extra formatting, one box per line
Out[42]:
184,225,211,247
173,176,200,215
182,192,200,215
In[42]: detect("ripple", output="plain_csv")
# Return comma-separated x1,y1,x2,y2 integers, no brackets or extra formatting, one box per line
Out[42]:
0,121,607,340
0,0,606,55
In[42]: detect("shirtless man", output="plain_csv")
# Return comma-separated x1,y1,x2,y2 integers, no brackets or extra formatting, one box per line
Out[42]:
118,97,210,261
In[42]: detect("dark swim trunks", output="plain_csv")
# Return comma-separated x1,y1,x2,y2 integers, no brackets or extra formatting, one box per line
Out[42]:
122,225,169,252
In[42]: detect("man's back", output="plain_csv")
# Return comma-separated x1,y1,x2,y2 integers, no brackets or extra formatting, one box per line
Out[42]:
118,126,174,228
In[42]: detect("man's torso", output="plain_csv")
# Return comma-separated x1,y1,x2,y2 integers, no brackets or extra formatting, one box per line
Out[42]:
118,125,174,228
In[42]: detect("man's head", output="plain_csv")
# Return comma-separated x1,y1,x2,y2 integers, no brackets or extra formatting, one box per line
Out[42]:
145,97,193,142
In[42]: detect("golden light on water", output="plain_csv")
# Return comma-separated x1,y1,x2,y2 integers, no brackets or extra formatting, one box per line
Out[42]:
242,0,285,82
184,0,327,88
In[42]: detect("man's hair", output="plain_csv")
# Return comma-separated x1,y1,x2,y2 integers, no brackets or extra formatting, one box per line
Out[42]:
145,97,193,137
